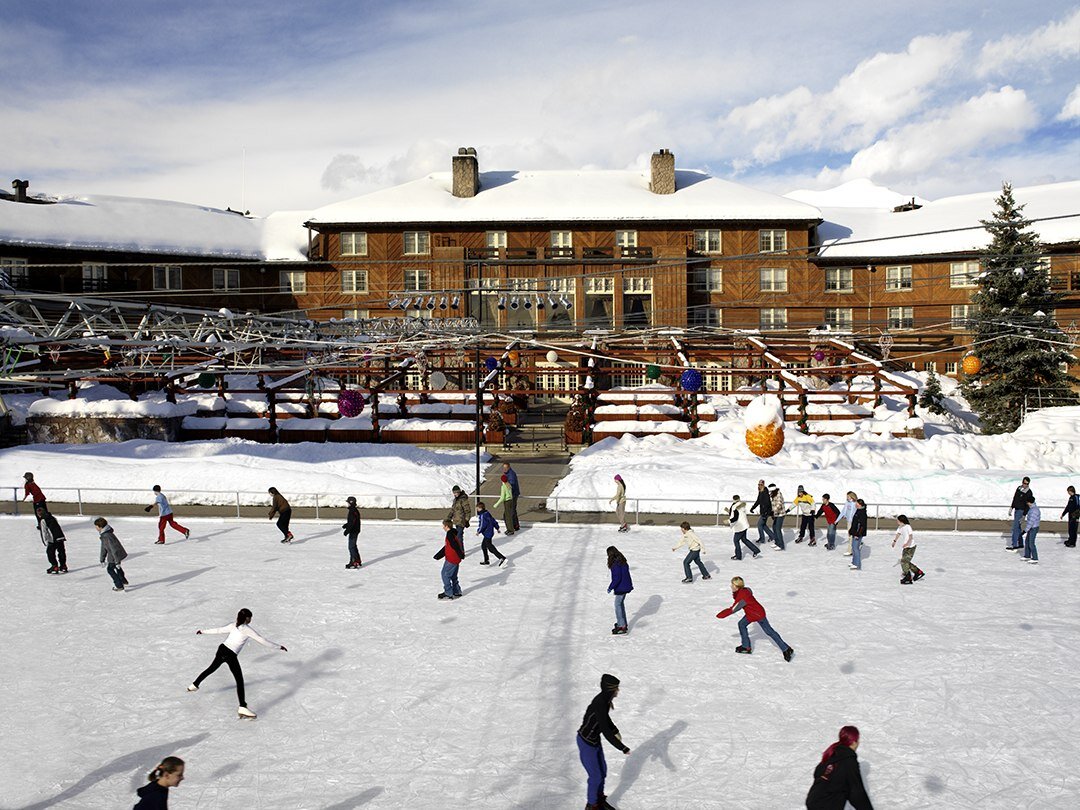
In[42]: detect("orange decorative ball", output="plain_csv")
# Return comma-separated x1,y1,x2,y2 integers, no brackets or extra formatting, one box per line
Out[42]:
961,355,981,375
746,423,785,458
508,350,521,365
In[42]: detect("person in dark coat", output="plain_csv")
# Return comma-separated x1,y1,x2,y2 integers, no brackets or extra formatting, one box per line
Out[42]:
268,487,293,543
447,485,472,550
606,546,633,635
577,673,630,810
36,507,68,574
342,496,362,568
133,756,185,809
1008,477,1035,550
748,479,775,545
434,519,466,599
95,517,129,591
805,726,873,810
1060,485,1078,548
849,499,868,570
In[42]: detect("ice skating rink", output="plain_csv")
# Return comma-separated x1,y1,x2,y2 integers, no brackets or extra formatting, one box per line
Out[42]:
2,515,1077,809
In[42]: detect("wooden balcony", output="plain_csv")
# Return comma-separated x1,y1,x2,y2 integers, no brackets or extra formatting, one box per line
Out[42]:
620,246,654,260
583,247,614,259
505,248,538,261
545,246,575,260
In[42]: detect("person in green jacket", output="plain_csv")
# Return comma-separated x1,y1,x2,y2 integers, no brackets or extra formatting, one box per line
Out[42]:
492,474,516,535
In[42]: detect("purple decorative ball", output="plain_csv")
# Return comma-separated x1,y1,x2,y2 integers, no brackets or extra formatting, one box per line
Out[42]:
337,389,365,418
484,357,499,371
680,368,703,392
813,350,825,362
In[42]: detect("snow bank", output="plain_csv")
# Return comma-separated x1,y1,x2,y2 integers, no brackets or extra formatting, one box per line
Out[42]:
29,398,197,418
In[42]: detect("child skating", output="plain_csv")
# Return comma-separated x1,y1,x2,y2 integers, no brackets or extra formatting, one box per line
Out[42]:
434,519,466,599
610,474,629,533
891,514,924,584
268,487,294,543
96,517,129,591
716,576,794,661
342,496,362,568
188,608,288,718
36,507,68,574
23,472,47,528
133,756,185,809
475,501,505,566
727,495,760,560
144,485,189,544
794,485,816,545
672,521,710,583
815,493,841,550
849,498,867,570
576,673,630,810
606,546,633,635
1022,501,1041,564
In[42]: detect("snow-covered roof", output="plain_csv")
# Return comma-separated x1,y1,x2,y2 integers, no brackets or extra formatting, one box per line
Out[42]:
0,194,309,262
785,179,929,210
808,181,1080,259
308,169,822,225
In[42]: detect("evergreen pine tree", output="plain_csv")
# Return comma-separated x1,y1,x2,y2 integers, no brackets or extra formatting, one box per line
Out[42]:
918,367,946,415
961,183,1077,433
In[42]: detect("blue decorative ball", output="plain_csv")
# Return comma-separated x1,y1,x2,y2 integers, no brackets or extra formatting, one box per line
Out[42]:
680,368,703,392
484,357,499,371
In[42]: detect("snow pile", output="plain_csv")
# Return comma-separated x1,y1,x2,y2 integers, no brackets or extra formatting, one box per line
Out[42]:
1014,406,1080,441
28,398,197,419
743,394,783,429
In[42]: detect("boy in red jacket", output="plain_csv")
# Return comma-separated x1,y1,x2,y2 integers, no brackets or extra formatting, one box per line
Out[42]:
717,576,794,661
434,519,466,600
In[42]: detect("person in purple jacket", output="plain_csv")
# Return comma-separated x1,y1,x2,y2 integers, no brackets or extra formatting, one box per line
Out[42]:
606,546,633,635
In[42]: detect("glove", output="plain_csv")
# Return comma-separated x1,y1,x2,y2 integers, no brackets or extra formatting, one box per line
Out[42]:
717,608,733,619
433,553,440,560
343,529,349,536
143,505,152,513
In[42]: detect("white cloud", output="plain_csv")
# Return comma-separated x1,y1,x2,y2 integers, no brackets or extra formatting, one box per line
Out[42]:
977,7,1080,76
819,86,1039,185
1060,84,1080,120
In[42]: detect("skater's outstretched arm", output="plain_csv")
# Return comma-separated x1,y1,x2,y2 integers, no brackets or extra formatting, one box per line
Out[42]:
716,600,746,619
242,625,286,651
196,624,234,636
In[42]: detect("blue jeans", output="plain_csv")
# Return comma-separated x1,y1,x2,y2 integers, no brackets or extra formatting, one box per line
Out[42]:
613,593,627,628
1010,511,1025,547
826,523,837,548
683,550,707,579
771,516,786,549
755,515,774,544
346,532,359,562
738,616,788,651
106,563,125,589
576,734,607,805
851,536,863,568
732,531,760,559
441,561,461,596
1023,527,1039,561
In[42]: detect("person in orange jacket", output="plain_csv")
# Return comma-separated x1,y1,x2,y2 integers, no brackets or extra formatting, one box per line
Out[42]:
716,576,794,661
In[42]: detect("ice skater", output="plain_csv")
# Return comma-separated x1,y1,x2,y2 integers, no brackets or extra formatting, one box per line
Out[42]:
794,485,816,544
342,496,362,568
805,726,873,810
133,756,185,809
1061,485,1078,548
673,521,710,582
435,518,466,599
1008,476,1035,550
769,483,788,549
610,474,628,533
891,515,924,584
492,475,515,537
475,501,505,566
606,546,633,635
1022,500,1041,564
268,486,294,543
815,494,841,550
36,507,68,575
727,495,760,560
716,576,794,661
749,479,775,545
447,485,471,549
501,461,521,533
95,517,129,591
144,485,189,544
840,491,858,555
188,608,288,719
849,499,867,570
576,673,630,810
23,472,47,527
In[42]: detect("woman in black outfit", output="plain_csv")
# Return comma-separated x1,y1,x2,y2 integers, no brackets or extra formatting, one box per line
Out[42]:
1061,485,1078,547
343,495,363,567
133,756,184,809
805,726,873,810
577,673,630,810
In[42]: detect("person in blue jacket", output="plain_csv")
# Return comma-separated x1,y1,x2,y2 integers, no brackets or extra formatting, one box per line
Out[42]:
1060,485,1077,548
606,546,633,635
475,501,506,565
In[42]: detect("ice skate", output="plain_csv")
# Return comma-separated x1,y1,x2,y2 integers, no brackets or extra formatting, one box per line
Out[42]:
752,552,761,558
735,645,752,654
730,555,741,560
183,529,191,539
437,592,453,599
1028,559,1039,564
155,539,165,545
479,560,491,565
681,577,693,583
612,625,628,635
286,531,294,541
913,569,925,581
809,540,817,546
237,706,257,719
46,566,58,574
58,567,68,574
783,646,795,662
900,574,913,585
112,586,125,591
498,558,506,566
186,683,199,692
598,793,619,810
702,574,711,579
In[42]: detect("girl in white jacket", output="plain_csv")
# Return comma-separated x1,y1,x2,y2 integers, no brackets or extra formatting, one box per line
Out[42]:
728,496,761,560
187,608,288,718
673,522,711,583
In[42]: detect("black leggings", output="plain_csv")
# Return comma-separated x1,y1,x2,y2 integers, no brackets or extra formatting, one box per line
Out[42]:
194,644,246,706
45,541,67,568
481,536,505,563
277,508,292,538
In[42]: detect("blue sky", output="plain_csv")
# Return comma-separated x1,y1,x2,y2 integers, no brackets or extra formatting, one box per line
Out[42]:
2,0,1078,213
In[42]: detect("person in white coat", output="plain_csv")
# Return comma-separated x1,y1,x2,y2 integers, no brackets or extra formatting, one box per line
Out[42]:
728,496,761,560
672,522,711,583
187,608,287,718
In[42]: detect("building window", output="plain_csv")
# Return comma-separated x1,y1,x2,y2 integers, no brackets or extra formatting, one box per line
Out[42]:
550,230,573,248
403,231,430,255
694,229,721,253
279,271,307,293
342,270,369,293
1,257,28,287
585,277,615,293
951,304,975,329
691,307,722,327
760,308,788,330
759,229,787,253
545,277,575,329
887,306,914,329
212,268,240,290
759,267,788,292
80,263,108,292
340,232,367,256
622,277,653,293
404,269,430,291
344,308,369,320
615,230,638,248
949,261,979,288
696,267,722,293
486,231,507,249
152,265,181,291
824,307,853,331
825,267,853,292
922,361,937,372
945,361,958,375
885,265,913,291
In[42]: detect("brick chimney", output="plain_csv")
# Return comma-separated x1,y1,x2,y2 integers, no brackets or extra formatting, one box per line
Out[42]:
649,149,675,195
12,179,29,202
451,147,479,198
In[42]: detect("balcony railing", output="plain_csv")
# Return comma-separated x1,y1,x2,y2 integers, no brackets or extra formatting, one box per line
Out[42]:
583,247,613,259
545,246,575,260
505,248,538,261
466,247,500,260
620,246,653,259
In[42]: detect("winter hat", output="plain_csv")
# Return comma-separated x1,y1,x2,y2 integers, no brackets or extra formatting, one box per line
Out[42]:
500,474,508,482
797,485,806,494
23,472,33,480
346,496,357,505
600,673,620,691
614,474,623,482
452,485,462,493
768,483,778,492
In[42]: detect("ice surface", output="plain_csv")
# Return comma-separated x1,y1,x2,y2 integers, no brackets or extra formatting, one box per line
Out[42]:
1,516,1076,808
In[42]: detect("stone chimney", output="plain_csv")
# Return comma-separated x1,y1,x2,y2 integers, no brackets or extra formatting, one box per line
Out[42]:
12,179,29,203
451,147,479,198
649,149,675,195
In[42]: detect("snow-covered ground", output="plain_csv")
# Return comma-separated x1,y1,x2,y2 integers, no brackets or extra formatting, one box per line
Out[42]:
2,515,1076,809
